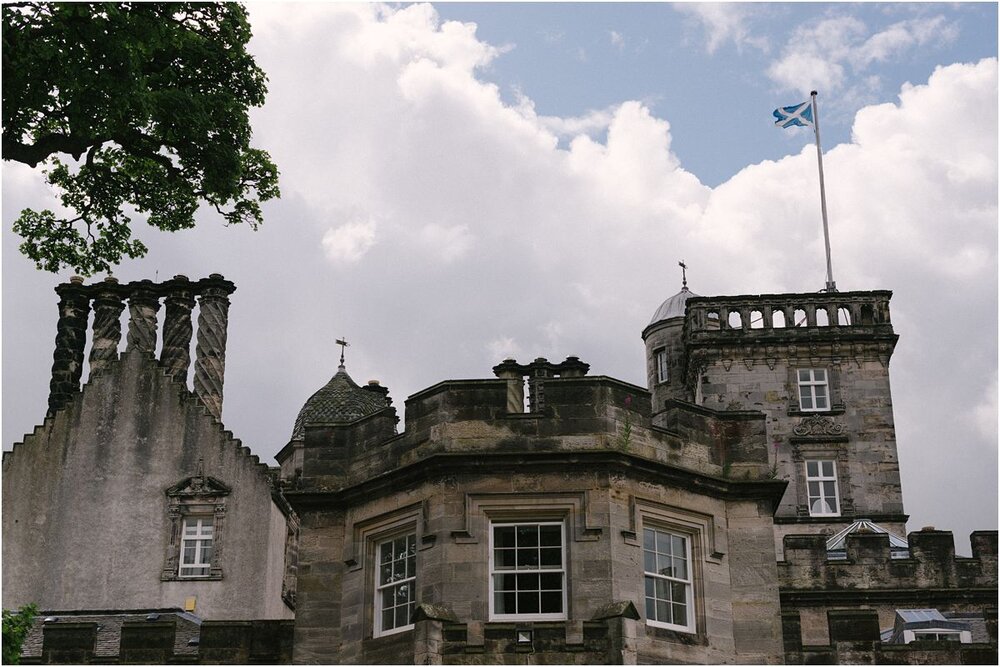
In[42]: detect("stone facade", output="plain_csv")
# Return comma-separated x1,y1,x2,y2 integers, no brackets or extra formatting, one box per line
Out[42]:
2,276,294,621
3,276,996,665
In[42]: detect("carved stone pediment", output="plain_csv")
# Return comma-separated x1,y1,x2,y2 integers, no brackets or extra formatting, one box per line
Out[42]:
166,475,231,499
793,415,845,437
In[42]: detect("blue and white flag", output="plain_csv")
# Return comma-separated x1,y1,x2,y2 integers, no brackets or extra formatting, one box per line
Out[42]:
773,101,813,129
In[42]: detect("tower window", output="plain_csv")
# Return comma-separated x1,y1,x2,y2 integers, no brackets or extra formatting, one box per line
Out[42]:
797,369,830,411
805,460,840,516
655,349,669,384
643,527,694,632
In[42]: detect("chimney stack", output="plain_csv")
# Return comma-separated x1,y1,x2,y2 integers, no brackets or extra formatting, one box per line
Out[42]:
193,274,236,420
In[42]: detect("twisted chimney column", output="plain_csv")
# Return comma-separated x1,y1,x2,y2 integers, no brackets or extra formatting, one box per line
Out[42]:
160,275,196,384
48,277,91,415
193,274,236,420
125,280,160,355
88,277,126,376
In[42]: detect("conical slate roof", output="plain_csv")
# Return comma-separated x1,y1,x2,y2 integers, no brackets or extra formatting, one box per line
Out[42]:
649,286,699,325
290,365,387,441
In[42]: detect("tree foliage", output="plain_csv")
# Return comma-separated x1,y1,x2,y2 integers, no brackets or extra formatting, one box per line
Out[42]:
3,2,279,275
2,604,37,664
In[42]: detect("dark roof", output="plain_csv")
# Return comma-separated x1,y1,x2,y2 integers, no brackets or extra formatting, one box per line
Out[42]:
22,609,202,659
290,365,388,440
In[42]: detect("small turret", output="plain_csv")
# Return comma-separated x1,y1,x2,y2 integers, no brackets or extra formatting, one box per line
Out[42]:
642,262,697,418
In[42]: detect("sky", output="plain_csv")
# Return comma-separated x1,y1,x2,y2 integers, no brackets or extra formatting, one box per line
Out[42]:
3,2,997,553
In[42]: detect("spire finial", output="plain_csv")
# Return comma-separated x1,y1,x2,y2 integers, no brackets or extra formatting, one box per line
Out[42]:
336,337,350,366
678,260,688,289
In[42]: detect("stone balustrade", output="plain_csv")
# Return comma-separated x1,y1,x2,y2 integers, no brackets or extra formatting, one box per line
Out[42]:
684,290,894,337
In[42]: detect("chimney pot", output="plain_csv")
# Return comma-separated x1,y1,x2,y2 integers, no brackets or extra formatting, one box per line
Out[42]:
70,276,84,284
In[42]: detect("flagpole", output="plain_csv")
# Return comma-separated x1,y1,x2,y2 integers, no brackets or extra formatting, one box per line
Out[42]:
810,90,836,292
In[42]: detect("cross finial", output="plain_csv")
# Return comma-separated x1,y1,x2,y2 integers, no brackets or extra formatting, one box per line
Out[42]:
335,338,350,366
678,260,688,288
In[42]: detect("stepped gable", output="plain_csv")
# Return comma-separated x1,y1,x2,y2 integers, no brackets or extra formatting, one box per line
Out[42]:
290,364,388,441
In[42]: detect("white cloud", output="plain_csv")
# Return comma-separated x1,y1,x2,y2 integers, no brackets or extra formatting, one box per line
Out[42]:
674,3,769,54
322,218,377,263
768,14,960,95
610,30,625,51
3,4,995,560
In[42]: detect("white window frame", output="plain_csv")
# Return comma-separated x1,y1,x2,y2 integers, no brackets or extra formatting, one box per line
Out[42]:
797,368,830,411
373,532,417,637
488,520,567,621
642,526,694,633
655,349,669,384
179,516,214,578
805,460,841,516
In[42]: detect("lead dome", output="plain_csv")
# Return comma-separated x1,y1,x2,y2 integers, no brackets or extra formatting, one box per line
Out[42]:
289,364,388,441
648,285,699,325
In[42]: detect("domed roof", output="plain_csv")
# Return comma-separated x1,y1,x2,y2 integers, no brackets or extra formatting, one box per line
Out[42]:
290,365,388,441
649,286,699,325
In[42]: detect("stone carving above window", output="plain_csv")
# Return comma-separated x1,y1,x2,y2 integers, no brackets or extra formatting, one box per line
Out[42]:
793,415,845,437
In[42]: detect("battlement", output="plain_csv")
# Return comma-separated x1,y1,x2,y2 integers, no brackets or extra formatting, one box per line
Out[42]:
296,370,778,494
20,612,293,664
683,290,896,343
780,530,998,592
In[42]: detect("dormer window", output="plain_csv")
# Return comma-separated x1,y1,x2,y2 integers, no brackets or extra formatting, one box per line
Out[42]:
797,369,830,411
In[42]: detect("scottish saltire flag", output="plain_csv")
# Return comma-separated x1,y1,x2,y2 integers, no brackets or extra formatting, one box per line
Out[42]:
773,101,813,129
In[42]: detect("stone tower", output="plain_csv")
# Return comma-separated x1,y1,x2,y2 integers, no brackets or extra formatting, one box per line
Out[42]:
644,287,907,552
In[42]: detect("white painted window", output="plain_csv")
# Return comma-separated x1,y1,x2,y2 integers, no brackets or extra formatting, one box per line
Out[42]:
375,533,416,636
643,527,694,632
179,517,214,578
805,460,840,516
797,369,830,411
911,631,962,642
655,349,669,384
489,521,566,621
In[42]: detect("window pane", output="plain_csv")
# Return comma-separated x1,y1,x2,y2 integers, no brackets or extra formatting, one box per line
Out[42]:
539,525,561,546
495,548,515,569
201,543,213,564
516,573,539,591
495,573,517,592
808,481,820,496
540,547,561,567
814,369,826,381
540,591,562,613
823,481,836,497
672,603,687,626
806,461,819,477
644,550,656,573
517,548,539,568
671,581,688,605
396,605,410,628
821,461,834,476
518,591,539,614
643,529,655,550
381,543,393,563
655,531,673,555
645,597,656,620
672,556,687,580
800,393,814,409
494,526,515,548
798,369,810,382
406,555,415,579
517,525,538,547
381,608,394,631
644,576,655,598
656,600,670,624
655,578,669,600
671,535,686,557
539,572,561,590
657,554,673,577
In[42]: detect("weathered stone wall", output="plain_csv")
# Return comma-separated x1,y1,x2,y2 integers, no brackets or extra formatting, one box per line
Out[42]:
3,353,292,620
287,374,787,664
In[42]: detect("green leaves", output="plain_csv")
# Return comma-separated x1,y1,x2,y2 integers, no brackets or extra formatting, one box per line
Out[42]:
3,2,280,275
2,603,38,664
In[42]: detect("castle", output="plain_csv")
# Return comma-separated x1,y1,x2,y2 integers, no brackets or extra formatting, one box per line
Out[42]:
2,273,996,664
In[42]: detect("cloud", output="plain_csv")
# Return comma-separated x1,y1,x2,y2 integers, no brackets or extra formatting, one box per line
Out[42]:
768,14,960,94
3,4,994,560
322,218,377,263
674,3,769,54
609,30,625,51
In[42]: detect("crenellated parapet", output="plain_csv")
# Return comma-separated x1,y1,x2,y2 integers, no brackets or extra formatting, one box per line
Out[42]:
779,529,998,595
293,369,783,505
44,274,235,419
